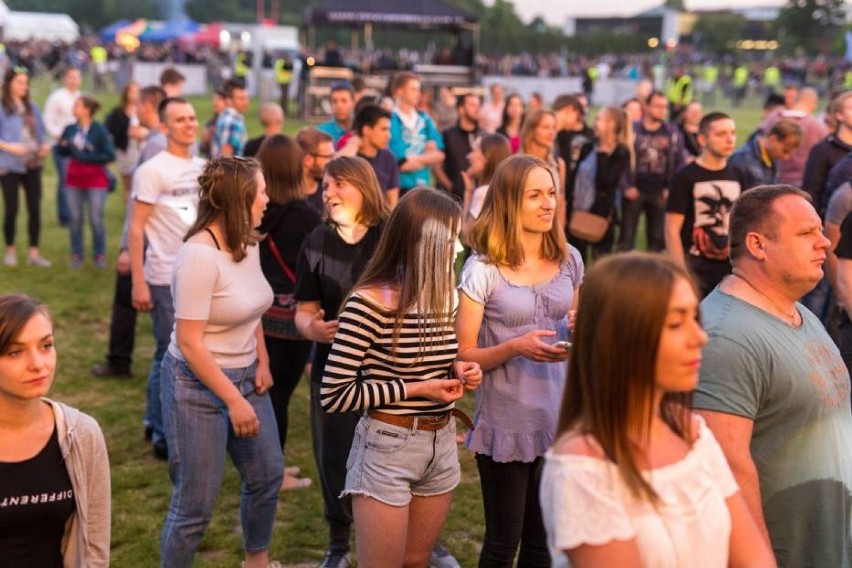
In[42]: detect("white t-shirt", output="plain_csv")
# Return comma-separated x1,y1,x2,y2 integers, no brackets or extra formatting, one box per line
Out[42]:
468,184,489,219
168,242,273,368
132,151,205,285
43,87,80,141
540,416,738,568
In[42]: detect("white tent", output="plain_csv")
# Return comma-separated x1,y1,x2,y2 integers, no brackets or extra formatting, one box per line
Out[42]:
0,2,79,42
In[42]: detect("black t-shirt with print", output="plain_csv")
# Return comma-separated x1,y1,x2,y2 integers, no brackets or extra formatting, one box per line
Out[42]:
0,425,76,568
295,222,384,382
667,161,745,260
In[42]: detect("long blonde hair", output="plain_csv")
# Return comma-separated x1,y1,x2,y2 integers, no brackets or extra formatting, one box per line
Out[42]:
349,188,461,354
598,106,636,170
470,154,567,268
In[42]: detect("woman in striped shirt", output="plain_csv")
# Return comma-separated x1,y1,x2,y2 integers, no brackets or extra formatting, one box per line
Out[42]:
322,188,483,568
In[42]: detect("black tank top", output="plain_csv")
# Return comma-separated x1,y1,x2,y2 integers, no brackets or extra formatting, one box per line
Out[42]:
0,425,76,568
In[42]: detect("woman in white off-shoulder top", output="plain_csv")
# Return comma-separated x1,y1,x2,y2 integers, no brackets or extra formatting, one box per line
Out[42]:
540,252,776,568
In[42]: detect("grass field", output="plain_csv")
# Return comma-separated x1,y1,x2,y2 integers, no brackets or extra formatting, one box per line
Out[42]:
0,76,765,567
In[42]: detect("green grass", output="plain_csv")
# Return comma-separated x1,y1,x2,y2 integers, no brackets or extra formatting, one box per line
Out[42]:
0,76,765,567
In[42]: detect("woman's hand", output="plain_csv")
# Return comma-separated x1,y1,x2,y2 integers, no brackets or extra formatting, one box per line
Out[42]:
38,142,50,157
3,142,28,157
512,330,571,363
308,309,339,344
255,362,273,395
410,378,465,403
228,397,260,438
453,360,483,391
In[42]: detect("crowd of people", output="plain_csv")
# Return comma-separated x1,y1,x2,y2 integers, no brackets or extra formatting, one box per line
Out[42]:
2,54,852,568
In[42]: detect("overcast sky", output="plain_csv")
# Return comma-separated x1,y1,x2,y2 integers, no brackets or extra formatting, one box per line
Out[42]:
501,0,784,26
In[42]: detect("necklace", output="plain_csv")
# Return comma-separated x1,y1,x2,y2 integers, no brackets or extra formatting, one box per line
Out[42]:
732,271,799,326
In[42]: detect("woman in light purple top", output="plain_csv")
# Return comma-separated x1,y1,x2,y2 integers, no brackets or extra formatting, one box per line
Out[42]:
457,154,583,567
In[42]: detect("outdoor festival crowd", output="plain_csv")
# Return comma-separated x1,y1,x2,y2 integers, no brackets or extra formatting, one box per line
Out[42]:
2,55,852,568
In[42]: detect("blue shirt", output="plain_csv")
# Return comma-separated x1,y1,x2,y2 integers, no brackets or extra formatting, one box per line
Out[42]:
317,120,348,144
212,107,247,157
389,109,444,191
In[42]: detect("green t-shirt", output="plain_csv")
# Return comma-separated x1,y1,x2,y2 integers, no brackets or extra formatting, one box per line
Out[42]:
695,289,852,567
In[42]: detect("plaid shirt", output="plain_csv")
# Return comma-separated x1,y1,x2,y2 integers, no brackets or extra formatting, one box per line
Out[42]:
212,107,247,157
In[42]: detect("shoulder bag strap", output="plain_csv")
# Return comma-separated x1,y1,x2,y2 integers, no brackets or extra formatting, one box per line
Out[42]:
266,236,296,284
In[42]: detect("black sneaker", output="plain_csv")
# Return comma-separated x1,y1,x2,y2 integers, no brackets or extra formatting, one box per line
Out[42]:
90,362,132,379
317,549,350,568
153,440,168,461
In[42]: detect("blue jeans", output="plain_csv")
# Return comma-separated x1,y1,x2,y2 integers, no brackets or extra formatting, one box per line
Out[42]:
145,284,174,445
159,352,283,567
67,187,107,258
52,146,70,225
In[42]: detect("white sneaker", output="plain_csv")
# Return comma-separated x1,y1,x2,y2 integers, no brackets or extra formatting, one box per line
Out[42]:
430,543,461,568
3,250,16,267
27,255,52,268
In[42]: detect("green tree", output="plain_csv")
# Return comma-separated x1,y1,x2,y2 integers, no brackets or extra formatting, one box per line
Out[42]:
775,0,846,53
691,12,747,55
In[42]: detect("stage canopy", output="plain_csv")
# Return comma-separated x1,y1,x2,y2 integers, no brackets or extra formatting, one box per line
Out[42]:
304,0,477,29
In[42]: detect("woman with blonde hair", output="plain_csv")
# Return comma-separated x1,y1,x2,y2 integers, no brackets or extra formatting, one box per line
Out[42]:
541,252,775,568
521,109,567,227
323,188,482,568
294,155,389,567
159,157,283,568
457,154,583,567
569,106,634,260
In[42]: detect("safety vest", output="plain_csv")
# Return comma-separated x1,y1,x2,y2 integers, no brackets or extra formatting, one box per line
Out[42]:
667,74,693,105
733,66,749,88
703,65,719,84
234,53,249,78
764,66,780,87
274,58,292,84
90,45,107,65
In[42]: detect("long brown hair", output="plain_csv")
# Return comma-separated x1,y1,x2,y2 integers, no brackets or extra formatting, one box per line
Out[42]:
185,157,262,262
471,154,567,268
479,133,512,186
323,156,389,228
0,294,50,355
349,188,461,355
257,134,303,205
558,252,695,502
2,67,31,115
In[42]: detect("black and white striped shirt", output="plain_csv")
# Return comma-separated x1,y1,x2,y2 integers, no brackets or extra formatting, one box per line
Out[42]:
321,294,458,415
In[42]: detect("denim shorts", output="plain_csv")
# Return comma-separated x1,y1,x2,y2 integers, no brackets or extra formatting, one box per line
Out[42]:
342,414,461,507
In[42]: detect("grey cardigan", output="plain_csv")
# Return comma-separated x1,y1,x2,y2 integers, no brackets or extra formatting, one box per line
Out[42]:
47,399,111,567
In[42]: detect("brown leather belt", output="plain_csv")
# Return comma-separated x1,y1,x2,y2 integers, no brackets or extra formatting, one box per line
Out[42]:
368,409,474,431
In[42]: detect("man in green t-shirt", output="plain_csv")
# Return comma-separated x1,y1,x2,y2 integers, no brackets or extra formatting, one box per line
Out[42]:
695,184,852,567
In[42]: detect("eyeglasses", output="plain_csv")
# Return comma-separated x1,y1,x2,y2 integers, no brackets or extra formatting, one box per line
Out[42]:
311,153,334,159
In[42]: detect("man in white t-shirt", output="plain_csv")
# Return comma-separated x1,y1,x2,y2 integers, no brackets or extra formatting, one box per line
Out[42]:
43,67,81,226
129,97,205,460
